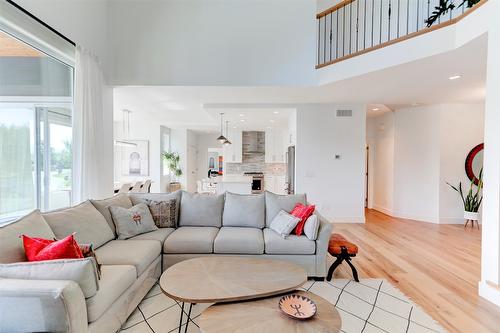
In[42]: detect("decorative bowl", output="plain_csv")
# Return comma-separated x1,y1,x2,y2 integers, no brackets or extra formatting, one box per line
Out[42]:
278,294,317,320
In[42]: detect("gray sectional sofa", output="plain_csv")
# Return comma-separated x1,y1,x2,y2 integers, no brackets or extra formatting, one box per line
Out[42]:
0,191,332,333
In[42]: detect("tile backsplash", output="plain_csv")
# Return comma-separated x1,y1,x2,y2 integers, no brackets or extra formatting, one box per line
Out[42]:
226,162,286,176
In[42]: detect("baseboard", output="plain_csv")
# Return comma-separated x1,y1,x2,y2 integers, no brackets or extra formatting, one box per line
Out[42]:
372,205,394,216
479,281,500,306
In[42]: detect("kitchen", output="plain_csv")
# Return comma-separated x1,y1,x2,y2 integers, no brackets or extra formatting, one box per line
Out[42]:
198,110,296,196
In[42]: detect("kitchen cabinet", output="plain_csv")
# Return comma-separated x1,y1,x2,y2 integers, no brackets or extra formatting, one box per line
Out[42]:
223,128,242,163
265,129,288,163
264,175,287,195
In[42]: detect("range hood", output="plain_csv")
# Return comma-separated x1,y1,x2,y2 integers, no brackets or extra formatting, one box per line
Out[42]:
242,131,265,154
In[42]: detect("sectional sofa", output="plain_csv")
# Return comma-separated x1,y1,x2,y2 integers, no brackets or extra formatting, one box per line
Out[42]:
0,191,333,333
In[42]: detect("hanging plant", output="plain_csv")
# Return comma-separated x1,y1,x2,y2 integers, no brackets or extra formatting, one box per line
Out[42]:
425,0,480,27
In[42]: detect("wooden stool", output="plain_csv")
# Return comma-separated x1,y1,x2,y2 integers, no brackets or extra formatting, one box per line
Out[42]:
327,234,359,282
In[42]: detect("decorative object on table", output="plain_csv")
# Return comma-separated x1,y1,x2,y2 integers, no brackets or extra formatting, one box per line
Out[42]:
118,139,149,176
447,168,483,229
465,143,484,186
279,293,317,320
425,0,480,27
327,233,359,282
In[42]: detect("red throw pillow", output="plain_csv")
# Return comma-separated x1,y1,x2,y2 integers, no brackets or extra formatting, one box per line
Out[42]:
291,203,316,236
22,234,83,262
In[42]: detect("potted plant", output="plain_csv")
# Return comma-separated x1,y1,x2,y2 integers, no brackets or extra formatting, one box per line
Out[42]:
162,152,183,184
446,169,483,223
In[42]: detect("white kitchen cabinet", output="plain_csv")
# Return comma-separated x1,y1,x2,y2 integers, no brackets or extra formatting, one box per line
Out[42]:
265,129,288,163
264,174,287,194
223,129,242,163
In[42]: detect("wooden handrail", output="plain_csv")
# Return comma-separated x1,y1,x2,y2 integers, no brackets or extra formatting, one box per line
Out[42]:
316,0,488,69
317,0,355,19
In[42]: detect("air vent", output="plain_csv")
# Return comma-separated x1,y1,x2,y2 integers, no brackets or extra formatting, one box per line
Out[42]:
336,109,352,117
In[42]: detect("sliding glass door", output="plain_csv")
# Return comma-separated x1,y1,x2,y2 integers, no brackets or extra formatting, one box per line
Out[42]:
0,29,74,222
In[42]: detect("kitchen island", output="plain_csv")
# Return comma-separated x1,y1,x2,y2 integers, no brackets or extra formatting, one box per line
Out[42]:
213,175,253,195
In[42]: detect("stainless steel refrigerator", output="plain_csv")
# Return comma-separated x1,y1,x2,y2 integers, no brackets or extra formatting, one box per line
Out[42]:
286,146,295,194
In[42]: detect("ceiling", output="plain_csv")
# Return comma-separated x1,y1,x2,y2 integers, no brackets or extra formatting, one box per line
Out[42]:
113,33,487,131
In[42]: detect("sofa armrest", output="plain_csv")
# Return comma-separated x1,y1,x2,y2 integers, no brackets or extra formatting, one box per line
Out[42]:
0,278,88,333
314,215,333,277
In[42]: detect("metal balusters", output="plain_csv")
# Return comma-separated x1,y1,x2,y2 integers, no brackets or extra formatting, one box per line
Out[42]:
356,0,360,53
317,18,320,66
397,0,400,38
324,15,327,64
416,0,420,31
330,13,333,62
371,0,375,47
336,10,339,59
349,2,352,54
388,0,392,41
406,0,409,35
343,6,345,57
379,0,383,44
364,0,367,50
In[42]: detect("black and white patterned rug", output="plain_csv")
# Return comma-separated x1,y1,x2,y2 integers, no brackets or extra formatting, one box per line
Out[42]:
119,278,446,333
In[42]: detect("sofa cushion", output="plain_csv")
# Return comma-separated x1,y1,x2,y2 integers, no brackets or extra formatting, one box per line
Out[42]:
129,191,182,226
214,227,264,254
85,265,136,322
91,194,133,234
163,227,219,254
0,210,56,263
222,192,265,228
0,258,99,298
265,191,307,227
109,203,158,240
129,228,175,244
263,228,316,255
43,201,115,249
94,240,160,276
178,192,224,227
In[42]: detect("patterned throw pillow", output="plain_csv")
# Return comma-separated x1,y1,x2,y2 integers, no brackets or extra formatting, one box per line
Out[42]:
109,203,158,239
145,199,177,228
291,203,316,236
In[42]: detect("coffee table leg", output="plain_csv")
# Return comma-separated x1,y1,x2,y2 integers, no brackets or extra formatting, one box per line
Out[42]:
184,303,193,333
178,302,184,333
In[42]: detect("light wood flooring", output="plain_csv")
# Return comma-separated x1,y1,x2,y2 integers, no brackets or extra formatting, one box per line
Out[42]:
332,209,500,333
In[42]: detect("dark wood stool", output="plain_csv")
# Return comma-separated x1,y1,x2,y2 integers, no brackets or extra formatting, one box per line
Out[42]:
327,233,359,282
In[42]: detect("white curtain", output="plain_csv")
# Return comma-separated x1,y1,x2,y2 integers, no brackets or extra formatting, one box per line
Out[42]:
72,46,107,203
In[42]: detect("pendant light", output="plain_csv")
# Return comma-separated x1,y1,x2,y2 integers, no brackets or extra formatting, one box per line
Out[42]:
217,112,227,143
114,109,138,147
223,120,232,146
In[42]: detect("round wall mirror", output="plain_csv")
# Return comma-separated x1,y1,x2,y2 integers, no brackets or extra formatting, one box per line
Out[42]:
465,143,483,186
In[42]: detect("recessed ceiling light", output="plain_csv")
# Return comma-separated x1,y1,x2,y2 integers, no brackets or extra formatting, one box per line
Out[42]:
240,119,245,122
449,75,462,80
239,114,245,117
372,108,380,111
273,111,279,114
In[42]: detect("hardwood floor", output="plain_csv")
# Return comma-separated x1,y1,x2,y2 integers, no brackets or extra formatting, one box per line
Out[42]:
331,209,500,333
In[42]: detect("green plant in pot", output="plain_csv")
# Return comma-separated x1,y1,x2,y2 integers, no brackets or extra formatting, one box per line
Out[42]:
446,169,483,224
162,152,183,183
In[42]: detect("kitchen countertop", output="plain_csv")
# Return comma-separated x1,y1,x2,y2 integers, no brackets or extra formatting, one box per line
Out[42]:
213,175,253,183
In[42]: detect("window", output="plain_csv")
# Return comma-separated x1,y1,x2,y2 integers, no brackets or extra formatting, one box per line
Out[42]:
0,29,74,221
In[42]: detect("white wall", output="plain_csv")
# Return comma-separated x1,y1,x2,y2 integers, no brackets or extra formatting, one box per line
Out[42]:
393,105,441,223
439,104,485,223
368,103,485,224
296,104,366,223
367,112,395,215
108,0,316,86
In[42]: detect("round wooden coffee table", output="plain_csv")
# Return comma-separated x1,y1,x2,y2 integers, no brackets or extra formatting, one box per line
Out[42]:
159,257,307,333
199,290,342,333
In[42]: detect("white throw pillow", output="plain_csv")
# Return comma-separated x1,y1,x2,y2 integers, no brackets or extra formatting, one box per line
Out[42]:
0,258,99,298
303,215,320,240
109,203,158,240
270,210,301,239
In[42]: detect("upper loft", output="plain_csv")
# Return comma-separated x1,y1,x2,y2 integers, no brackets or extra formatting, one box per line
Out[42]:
11,0,493,87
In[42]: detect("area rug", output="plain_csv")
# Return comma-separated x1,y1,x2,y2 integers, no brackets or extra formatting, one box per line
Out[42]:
119,279,447,333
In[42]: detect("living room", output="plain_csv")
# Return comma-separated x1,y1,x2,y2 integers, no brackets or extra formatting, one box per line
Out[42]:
1,0,500,333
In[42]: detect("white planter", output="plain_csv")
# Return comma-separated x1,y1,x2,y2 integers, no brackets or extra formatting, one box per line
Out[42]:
464,211,480,221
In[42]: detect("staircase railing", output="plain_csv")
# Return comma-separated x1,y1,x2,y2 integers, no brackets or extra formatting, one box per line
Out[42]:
316,0,487,69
